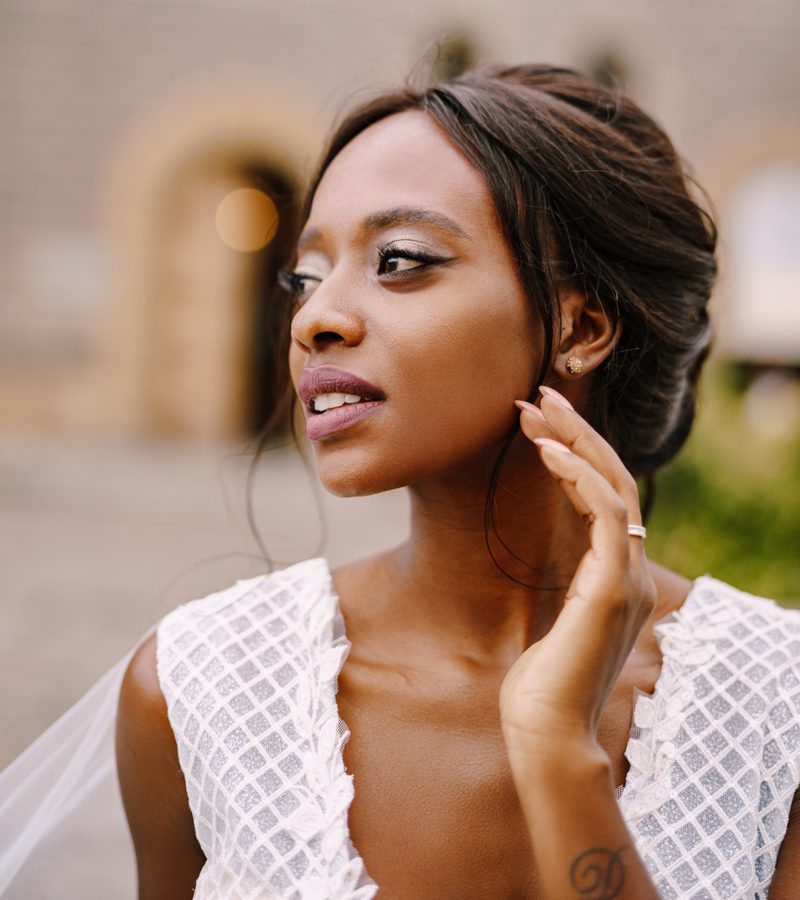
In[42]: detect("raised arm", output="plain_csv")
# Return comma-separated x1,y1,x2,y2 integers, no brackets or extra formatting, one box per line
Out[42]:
501,386,661,898
116,633,206,900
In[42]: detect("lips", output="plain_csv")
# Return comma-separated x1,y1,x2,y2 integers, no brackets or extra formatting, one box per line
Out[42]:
297,365,386,440
297,366,385,410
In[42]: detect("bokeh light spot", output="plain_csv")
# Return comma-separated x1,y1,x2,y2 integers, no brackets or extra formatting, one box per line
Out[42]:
215,188,278,252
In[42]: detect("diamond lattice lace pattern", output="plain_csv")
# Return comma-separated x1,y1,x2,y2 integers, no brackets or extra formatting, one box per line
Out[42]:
158,561,800,900
618,576,800,899
156,558,378,900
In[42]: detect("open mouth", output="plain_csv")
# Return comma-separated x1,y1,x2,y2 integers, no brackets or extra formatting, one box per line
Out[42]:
304,394,385,440
298,367,386,436
309,392,376,414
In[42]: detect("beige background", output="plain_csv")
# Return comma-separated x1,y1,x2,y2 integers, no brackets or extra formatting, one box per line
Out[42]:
1,0,798,894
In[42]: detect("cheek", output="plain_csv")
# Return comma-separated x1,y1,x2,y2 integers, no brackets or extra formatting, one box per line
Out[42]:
383,296,540,459
304,277,541,497
310,328,539,498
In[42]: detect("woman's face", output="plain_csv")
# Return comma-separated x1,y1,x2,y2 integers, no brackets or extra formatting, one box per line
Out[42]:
288,110,541,497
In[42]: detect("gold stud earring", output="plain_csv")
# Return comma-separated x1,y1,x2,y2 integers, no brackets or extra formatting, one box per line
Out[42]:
565,356,583,375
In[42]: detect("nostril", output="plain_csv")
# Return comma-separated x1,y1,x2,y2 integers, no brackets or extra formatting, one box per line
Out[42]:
314,331,346,345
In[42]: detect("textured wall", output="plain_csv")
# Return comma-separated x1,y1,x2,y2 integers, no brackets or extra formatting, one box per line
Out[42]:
1,0,798,433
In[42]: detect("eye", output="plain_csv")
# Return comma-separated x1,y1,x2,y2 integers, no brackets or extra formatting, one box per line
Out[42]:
377,245,451,276
277,268,321,303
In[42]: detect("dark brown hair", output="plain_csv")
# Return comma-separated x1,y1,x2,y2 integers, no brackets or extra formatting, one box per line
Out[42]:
248,63,717,567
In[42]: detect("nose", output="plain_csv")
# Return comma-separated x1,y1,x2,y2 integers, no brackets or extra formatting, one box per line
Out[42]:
290,283,366,355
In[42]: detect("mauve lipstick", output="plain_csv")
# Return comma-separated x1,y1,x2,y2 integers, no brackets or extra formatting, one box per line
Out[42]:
297,366,386,440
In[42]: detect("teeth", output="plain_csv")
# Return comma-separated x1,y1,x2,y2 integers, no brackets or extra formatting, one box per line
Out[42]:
312,392,364,412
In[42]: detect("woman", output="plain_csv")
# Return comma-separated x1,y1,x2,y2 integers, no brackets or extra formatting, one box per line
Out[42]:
18,64,800,898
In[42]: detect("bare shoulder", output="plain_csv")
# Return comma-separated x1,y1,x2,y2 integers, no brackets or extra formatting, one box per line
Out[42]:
118,633,162,718
647,559,694,618
116,632,206,899
117,633,175,767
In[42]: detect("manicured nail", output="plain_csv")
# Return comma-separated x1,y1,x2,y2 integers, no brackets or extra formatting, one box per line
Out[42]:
515,399,545,420
539,385,574,410
533,437,571,454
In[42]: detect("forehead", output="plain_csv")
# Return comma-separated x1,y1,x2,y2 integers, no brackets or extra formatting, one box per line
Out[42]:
303,110,498,246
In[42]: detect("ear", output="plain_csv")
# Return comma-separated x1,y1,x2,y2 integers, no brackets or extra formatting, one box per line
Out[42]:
553,287,621,381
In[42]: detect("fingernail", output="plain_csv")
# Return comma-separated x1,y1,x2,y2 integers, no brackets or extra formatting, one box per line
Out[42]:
515,399,545,420
533,437,571,454
539,385,574,410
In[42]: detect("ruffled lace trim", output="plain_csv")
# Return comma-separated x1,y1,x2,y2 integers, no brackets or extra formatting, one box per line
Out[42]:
282,559,378,899
618,576,738,822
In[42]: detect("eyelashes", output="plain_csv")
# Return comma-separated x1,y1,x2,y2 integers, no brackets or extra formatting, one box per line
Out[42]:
277,267,318,301
278,244,453,306
375,245,446,275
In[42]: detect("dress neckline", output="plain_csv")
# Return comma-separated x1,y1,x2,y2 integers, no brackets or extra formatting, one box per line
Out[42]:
314,556,713,880
614,575,708,800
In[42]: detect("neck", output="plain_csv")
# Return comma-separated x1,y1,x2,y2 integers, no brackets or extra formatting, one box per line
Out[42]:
375,431,590,666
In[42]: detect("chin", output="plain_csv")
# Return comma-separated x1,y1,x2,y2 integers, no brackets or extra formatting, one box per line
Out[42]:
312,446,415,498
317,464,406,498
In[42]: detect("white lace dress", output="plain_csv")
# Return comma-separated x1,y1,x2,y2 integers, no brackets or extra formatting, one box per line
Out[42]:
156,559,800,899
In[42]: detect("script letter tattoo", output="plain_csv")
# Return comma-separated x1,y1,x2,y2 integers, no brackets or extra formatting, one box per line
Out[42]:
568,846,630,899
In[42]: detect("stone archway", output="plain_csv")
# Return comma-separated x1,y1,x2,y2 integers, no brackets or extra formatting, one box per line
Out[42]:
98,75,323,438
143,155,298,440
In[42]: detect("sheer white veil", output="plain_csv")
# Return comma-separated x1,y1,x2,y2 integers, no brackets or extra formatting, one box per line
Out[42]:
0,630,155,899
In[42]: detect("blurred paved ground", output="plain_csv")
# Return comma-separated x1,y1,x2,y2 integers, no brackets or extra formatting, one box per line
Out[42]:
0,430,408,897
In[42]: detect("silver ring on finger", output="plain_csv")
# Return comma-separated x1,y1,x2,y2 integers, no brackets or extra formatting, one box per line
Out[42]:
627,524,647,539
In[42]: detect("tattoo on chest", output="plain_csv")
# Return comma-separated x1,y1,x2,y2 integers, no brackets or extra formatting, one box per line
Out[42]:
568,845,630,899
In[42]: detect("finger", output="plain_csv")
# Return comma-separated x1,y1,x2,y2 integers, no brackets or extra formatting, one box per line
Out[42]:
536,386,643,528
517,403,590,524
517,395,646,567
515,400,559,443
534,439,629,571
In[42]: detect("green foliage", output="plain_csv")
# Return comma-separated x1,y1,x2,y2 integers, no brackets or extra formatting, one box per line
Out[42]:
645,362,800,607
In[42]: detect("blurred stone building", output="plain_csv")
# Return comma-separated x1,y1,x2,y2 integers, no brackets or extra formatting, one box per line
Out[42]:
1,0,799,440
0,9,798,895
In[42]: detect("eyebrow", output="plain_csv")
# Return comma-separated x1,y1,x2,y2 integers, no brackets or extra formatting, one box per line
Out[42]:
296,206,471,251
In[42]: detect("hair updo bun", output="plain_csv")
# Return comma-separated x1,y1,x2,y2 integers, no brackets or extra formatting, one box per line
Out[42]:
299,63,717,482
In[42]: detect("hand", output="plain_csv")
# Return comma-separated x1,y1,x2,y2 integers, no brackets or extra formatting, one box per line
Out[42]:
498,385,657,770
